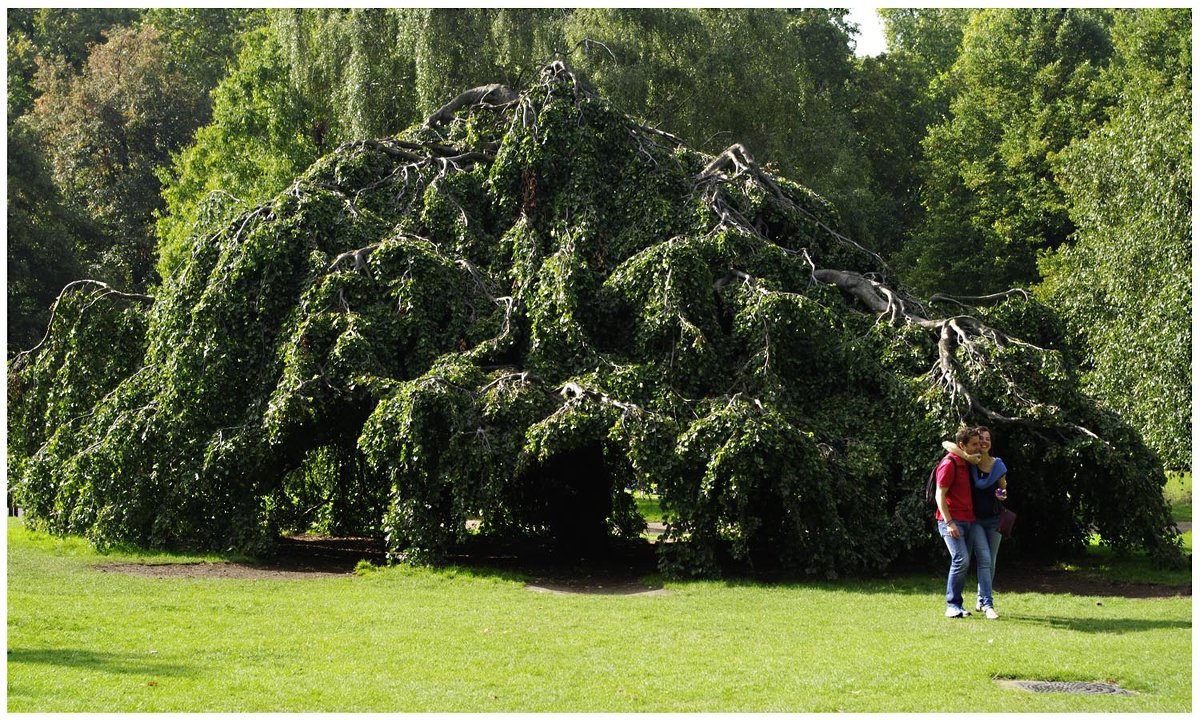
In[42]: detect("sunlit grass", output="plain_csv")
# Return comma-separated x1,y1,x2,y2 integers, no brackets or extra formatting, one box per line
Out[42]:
1164,471,1191,523
634,491,664,524
7,518,1191,712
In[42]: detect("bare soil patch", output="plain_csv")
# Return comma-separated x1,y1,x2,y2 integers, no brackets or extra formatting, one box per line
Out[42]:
526,579,670,596
92,534,381,580
93,561,349,580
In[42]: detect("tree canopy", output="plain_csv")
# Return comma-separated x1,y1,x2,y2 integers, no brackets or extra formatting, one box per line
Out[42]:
28,24,209,289
9,65,1182,575
1037,8,1192,470
897,8,1113,296
6,120,94,349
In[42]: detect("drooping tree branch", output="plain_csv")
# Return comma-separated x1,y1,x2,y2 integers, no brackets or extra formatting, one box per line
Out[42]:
812,266,1101,439
812,268,932,327
694,144,891,277
15,280,154,364
929,288,1034,309
424,84,519,128
328,243,382,275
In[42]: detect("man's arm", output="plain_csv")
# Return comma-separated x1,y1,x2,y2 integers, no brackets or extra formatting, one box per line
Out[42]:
935,484,960,538
934,460,960,539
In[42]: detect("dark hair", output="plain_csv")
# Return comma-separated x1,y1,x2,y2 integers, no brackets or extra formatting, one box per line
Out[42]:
955,426,980,446
974,425,991,436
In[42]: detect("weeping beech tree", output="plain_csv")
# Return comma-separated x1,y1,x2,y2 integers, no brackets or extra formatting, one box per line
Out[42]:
8,63,1183,576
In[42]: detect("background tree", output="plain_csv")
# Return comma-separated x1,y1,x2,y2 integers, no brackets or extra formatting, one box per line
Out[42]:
27,25,209,289
7,8,142,75
877,8,973,81
7,15,40,119
565,9,879,244
406,8,522,115
6,8,143,350
141,8,262,98
846,54,938,261
896,8,1113,295
269,8,560,142
6,120,98,349
272,8,405,145
1038,8,1191,469
849,9,972,259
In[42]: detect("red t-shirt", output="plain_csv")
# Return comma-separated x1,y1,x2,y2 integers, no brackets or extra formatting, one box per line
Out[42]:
934,453,975,522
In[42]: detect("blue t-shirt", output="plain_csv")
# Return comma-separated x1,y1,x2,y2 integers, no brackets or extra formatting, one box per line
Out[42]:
971,457,1008,489
970,456,1008,519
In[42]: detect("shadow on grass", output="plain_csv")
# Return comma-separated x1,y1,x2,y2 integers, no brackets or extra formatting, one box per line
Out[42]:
1003,614,1192,635
374,536,1191,601
427,537,674,594
7,647,193,677
19,515,1187,598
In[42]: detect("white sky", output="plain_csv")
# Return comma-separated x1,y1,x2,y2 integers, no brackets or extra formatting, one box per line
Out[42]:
845,7,887,57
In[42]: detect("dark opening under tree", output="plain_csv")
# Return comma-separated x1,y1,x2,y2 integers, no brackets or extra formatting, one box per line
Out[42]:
8,64,1182,576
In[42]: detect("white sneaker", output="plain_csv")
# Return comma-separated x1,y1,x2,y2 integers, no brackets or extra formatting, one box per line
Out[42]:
945,606,968,618
982,606,999,620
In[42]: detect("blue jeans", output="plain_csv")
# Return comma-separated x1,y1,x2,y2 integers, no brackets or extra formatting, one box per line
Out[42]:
938,519,992,609
973,514,1002,608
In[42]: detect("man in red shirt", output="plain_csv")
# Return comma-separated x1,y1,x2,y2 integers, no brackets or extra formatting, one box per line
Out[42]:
935,426,991,617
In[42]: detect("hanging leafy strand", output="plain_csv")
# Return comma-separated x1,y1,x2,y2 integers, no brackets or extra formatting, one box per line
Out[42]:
9,62,1182,574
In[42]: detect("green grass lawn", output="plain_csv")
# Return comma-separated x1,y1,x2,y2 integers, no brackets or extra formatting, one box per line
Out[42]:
1165,471,1192,524
6,518,1191,712
634,491,664,524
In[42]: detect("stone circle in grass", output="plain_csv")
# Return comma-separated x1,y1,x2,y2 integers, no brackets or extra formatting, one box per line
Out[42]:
997,679,1137,696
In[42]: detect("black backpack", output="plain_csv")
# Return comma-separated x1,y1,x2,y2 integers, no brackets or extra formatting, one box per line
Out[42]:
924,455,961,507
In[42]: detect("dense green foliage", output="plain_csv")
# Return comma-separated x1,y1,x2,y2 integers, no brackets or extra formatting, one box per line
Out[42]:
12,8,1178,464
1038,9,1192,469
898,8,1114,295
6,121,94,349
28,24,209,289
10,67,1182,575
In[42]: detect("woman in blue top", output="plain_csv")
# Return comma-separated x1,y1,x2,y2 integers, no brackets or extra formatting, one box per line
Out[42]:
942,425,1008,619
